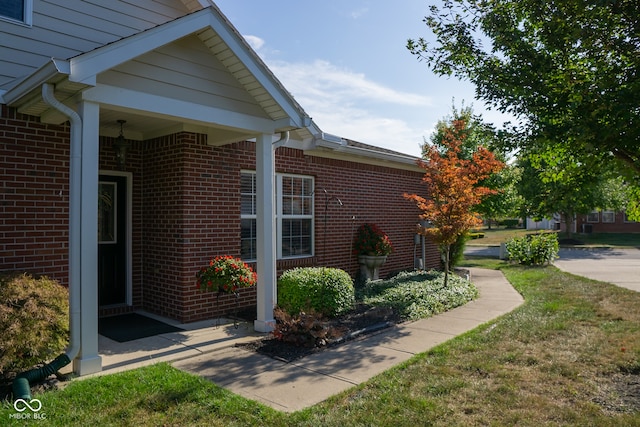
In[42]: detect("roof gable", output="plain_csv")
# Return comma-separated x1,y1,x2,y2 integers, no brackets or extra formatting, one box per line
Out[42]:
68,7,307,126
3,6,309,137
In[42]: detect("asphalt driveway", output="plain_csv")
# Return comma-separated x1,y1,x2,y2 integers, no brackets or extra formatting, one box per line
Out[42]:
465,246,640,292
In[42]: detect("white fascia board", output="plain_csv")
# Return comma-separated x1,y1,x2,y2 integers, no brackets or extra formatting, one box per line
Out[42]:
69,9,214,85
2,58,70,105
313,137,420,168
207,6,310,129
82,84,281,133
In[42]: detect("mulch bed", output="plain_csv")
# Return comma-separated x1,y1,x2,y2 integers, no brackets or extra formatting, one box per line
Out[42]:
234,304,403,362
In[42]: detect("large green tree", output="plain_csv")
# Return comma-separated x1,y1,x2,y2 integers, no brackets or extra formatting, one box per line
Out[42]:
408,0,640,180
517,146,628,236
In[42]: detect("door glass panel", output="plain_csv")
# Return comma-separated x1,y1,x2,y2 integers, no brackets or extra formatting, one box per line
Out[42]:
98,182,117,243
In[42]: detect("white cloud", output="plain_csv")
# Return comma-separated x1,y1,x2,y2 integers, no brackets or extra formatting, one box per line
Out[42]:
350,7,369,19
267,60,430,155
247,39,431,156
243,35,265,51
270,60,431,108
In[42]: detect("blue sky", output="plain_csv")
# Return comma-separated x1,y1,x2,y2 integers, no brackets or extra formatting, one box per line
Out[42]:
215,1,515,157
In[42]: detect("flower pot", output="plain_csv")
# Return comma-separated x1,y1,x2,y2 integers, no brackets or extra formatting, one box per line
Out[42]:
358,255,387,280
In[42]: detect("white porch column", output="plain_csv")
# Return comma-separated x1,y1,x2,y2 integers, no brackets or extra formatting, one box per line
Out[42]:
254,133,277,332
73,100,102,375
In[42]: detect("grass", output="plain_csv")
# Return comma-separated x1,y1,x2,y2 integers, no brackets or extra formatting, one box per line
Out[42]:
468,227,639,248
2,262,640,425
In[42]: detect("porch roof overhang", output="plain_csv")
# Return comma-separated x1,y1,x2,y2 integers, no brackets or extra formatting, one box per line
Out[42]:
1,6,311,141
0,4,420,170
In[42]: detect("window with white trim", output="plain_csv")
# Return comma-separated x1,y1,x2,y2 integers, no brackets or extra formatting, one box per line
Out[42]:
586,211,599,223
602,210,615,223
0,0,32,25
240,171,314,260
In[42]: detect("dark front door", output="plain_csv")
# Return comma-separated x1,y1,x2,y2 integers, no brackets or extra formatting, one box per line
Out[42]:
98,175,127,306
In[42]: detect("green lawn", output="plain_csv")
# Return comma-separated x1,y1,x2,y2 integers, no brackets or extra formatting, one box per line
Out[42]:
468,227,639,248
2,263,639,426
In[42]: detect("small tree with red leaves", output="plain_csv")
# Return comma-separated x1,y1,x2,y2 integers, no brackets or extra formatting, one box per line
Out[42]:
405,119,503,285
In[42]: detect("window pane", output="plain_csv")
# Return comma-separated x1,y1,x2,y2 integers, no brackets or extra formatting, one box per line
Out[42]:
302,198,311,215
282,196,291,215
282,176,292,195
98,182,116,243
241,219,256,260
240,173,256,215
602,211,615,223
282,219,312,257
0,1,23,21
303,179,312,196
587,211,599,222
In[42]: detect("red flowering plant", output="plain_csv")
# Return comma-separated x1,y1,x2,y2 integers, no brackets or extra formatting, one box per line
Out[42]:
353,223,393,256
196,255,257,295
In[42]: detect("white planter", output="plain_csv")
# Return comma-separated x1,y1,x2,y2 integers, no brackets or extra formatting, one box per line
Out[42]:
358,255,387,280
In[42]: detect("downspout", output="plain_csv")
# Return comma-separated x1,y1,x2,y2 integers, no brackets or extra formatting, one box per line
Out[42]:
12,83,82,400
272,131,290,149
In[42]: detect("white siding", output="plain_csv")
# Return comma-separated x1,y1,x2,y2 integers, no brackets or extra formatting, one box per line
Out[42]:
96,35,267,118
0,0,194,88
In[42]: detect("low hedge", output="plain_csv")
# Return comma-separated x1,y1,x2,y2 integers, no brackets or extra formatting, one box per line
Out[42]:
277,267,355,317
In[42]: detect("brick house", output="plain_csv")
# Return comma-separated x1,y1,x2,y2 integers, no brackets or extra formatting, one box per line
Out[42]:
0,1,439,375
575,210,640,234
531,211,640,234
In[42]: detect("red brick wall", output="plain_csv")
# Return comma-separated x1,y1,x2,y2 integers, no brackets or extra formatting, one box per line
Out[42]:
2,106,439,323
134,136,440,322
575,212,640,234
0,106,71,284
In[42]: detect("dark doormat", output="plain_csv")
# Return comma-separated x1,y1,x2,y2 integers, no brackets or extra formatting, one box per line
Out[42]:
99,313,184,343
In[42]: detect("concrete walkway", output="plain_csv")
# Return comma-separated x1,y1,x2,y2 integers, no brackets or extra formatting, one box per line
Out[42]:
162,268,521,412
85,268,522,412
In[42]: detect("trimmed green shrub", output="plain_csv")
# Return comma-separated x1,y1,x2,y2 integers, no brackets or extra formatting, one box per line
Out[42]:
505,233,559,266
277,267,355,317
358,270,478,321
0,272,69,376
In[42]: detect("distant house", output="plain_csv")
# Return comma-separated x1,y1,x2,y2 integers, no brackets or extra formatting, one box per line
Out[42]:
575,210,640,234
0,1,439,375
528,211,640,234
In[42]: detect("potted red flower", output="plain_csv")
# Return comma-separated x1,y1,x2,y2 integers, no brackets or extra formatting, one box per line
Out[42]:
353,223,393,280
196,255,257,295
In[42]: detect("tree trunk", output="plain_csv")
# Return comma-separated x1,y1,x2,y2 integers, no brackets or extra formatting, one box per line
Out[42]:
443,243,450,286
563,211,575,238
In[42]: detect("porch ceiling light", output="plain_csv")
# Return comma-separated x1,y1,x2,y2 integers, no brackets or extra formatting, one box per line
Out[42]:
113,119,129,170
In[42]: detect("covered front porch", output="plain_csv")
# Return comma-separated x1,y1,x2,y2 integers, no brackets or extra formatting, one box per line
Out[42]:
2,8,312,375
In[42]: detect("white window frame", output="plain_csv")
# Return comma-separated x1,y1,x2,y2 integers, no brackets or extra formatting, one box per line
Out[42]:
601,210,615,224
240,171,314,261
0,0,33,26
240,171,258,260
586,211,599,223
